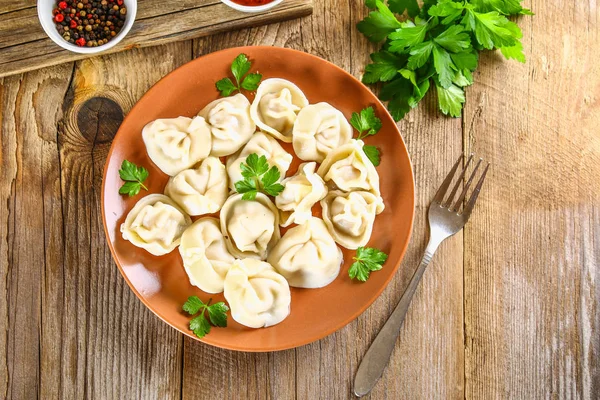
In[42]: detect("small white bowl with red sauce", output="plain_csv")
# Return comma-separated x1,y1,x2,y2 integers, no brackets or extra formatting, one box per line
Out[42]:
221,0,283,13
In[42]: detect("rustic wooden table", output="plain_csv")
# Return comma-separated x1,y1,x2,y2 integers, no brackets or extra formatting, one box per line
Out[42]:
1,1,598,399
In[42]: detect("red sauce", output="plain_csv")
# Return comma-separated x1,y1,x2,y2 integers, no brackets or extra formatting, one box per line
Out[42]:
230,0,276,5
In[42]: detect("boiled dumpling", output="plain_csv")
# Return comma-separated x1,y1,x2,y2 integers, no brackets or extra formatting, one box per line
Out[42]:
224,258,291,328
198,93,255,156
220,193,280,260
164,157,228,216
226,131,293,190
275,162,327,227
267,218,342,288
317,139,384,213
142,116,211,176
250,78,309,142
292,102,352,162
179,218,235,294
121,194,192,256
320,190,378,250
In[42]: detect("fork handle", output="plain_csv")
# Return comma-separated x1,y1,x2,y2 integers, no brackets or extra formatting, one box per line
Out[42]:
353,237,442,397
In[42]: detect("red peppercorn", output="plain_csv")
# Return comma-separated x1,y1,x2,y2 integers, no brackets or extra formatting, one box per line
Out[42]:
59,1,68,9
87,13,93,19
52,8,60,15
70,19,77,28
117,0,123,5
54,14,65,22
76,37,86,46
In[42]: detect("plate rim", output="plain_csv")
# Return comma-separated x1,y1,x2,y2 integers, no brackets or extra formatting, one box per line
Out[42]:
101,45,416,352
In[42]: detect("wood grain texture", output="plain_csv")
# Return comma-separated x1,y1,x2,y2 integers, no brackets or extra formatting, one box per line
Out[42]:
462,1,600,399
2,0,599,399
0,0,312,79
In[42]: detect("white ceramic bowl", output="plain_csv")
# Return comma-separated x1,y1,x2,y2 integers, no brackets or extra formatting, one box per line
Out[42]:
37,0,137,54
220,0,283,13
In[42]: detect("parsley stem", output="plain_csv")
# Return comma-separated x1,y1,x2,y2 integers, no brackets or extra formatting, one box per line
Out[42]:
140,182,148,191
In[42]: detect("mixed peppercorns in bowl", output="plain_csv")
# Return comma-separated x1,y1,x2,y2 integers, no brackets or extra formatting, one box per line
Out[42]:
38,0,137,53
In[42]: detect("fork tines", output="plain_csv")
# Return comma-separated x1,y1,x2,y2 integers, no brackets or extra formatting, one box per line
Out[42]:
433,154,490,215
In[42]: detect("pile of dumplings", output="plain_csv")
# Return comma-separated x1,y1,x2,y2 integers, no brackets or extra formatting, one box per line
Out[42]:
120,78,385,330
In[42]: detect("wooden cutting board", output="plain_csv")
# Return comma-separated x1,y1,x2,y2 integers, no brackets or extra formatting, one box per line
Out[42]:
0,0,312,78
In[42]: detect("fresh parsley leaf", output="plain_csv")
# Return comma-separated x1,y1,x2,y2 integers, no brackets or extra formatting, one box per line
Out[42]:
362,51,406,83
427,1,465,24
350,106,382,139
432,44,456,88
216,77,238,96
363,145,381,167
433,25,471,52
207,302,229,327
261,166,281,187
388,24,428,52
349,246,388,282
408,79,430,108
462,9,521,50
500,42,526,63
470,0,532,16
436,82,465,117
231,54,251,85
407,41,434,69
379,77,413,121
183,296,228,339
388,0,420,17
244,153,270,177
453,70,473,87
118,160,148,197
216,54,263,96
357,0,402,42
235,153,284,199
263,183,285,197
241,73,263,91
183,296,205,315
190,314,211,338
450,50,478,70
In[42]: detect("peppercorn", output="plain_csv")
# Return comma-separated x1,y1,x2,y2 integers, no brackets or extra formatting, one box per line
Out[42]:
79,10,86,16
77,2,83,8
85,24,92,31
54,14,64,22
69,19,77,28
119,7,126,15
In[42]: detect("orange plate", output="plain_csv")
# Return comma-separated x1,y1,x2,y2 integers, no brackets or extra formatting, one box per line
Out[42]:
102,46,415,352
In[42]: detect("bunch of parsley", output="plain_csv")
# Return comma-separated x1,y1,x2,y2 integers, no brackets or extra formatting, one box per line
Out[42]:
358,0,532,120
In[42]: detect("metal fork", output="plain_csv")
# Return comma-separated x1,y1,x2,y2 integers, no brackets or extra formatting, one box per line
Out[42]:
353,154,490,397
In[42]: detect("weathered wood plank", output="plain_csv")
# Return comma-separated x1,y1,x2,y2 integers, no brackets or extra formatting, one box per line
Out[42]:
463,0,600,398
0,64,73,400
0,0,312,79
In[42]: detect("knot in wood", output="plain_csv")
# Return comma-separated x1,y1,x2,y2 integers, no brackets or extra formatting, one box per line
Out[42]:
76,96,124,144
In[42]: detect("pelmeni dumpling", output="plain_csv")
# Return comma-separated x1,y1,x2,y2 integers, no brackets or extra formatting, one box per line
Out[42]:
226,131,293,190
224,258,291,328
317,139,384,213
179,218,235,293
250,78,309,142
320,190,378,250
164,157,228,216
267,218,342,288
292,102,352,162
198,93,255,157
275,162,327,227
220,193,280,260
121,194,192,256
142,116,212,176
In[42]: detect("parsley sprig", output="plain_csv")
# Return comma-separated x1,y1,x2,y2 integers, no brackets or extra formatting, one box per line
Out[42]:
349,246,389,282
118,160,149,196
350,107,383,167
216,54,263,96
234,153,285,201
183,296,229,338
358,0,532,120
